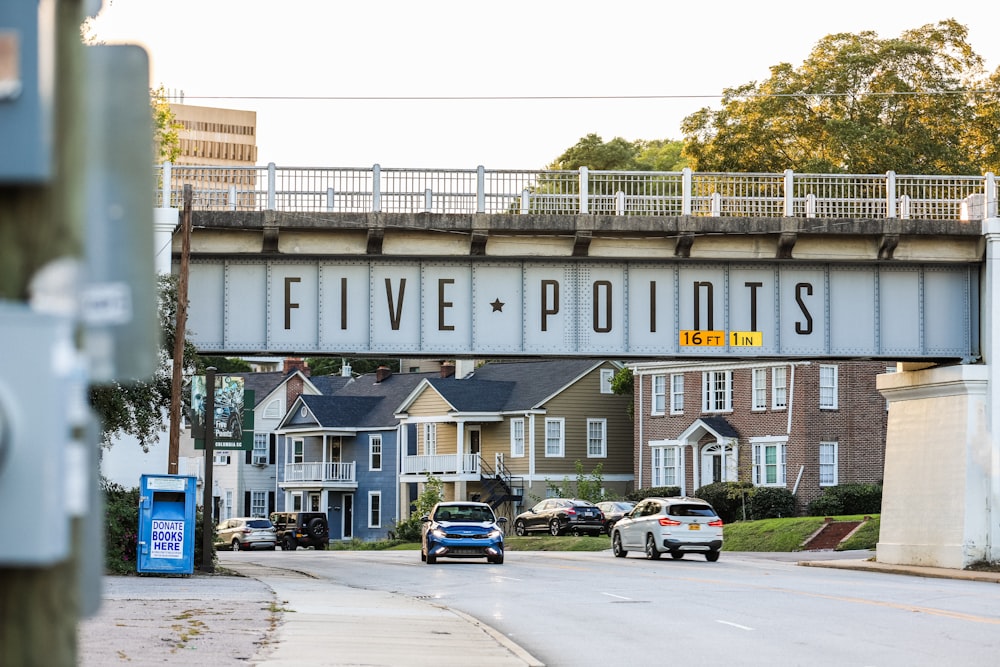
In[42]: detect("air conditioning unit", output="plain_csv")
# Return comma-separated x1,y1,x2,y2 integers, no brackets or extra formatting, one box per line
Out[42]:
252,455,268,466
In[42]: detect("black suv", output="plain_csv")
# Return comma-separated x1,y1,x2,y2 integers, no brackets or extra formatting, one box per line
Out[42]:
270,511,329,550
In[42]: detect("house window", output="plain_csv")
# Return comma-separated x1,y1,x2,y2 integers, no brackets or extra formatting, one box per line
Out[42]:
651,375,666,415
820,365,839,409
214,451,230,465
600,368,614,394
370,435,382,471
369,491,381,528
250,490,267,518
263,398,283,420
670,374,684,414
587,419,607,458
819,441,838,486
224,490,233,520
252,433,268,465
752,368,767,411
423,423,437,455
292,493,303,511
651,445,680,487
292,439,304,464
772,366,787,409
702,370,732,413
752,438,787,487
545,418,564,457
510,418,525,457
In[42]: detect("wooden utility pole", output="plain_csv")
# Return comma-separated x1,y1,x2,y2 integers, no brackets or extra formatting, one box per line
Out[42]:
168,185,192,474
0,1,87,664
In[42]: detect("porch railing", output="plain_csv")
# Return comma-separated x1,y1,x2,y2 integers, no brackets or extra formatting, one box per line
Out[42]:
282,461,356,483
401,453,480,475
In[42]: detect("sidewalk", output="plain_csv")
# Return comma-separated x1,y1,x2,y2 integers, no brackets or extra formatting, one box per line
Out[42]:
797,554,1000,583
225,561,542,666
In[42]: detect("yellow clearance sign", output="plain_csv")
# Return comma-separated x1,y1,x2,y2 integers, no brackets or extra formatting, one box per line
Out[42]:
679,331,764,347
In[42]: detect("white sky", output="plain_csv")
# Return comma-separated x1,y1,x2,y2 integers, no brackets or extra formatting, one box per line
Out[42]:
90,0,1000,170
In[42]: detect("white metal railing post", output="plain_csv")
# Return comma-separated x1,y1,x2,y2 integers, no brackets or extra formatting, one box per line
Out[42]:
806,193,816,218
267,162,276,210
372,164,381,212
579,167,589,214
886,171,897,218
521,188,530,214
228,185,237,211
616,191,625,216
476,165,485,213
161,161,172,207
987,172,997,218
899,194,911,219
424,188,433,212
682,168,692,215
784,169,794,216
326,188,335,211
711,192,721,216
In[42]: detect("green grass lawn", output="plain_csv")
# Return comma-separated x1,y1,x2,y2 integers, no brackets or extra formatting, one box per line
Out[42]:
329,515,879,553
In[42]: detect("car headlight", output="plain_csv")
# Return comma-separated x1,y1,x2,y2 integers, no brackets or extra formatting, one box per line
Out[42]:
431,527,447,539
487,529,502,540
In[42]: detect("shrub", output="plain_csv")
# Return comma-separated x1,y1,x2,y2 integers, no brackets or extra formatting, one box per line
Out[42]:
103,479,140,574
746,487,796,520
694,481,754,523
392,476,443,542
806,484,882,516
624,486,680,502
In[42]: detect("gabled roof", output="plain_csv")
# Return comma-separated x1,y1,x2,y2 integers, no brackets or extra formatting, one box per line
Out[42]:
281,371,438,431
678,416,740,442
299,394,384,428
400,359,612,414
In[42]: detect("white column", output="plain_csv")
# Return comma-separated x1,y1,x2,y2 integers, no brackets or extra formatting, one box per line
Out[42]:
153,207,178,275
983,217,1000,563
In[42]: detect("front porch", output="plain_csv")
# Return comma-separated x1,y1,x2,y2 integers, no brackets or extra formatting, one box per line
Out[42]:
281,461,357,488
401,453,480,476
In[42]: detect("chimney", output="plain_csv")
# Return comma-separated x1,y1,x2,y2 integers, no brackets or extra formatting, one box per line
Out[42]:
440,361,455,378
375,365,392,383
284,357,310,376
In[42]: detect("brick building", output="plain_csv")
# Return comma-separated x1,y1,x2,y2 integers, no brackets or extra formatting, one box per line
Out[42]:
630,360,890,512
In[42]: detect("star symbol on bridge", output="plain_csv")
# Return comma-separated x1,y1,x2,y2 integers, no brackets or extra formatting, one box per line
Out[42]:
490,298,505,312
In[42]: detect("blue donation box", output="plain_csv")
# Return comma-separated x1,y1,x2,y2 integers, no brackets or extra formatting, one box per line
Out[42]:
137,474,197,574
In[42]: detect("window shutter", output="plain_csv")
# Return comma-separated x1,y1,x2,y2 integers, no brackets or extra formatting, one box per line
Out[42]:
244,491,250,516
268,491,275,515
269,433,276,463
246,448,253,465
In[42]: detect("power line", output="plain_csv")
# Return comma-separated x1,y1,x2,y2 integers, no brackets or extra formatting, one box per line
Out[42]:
170,90,1000,102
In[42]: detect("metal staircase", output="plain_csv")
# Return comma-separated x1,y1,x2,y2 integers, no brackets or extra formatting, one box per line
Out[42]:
478,458,523,522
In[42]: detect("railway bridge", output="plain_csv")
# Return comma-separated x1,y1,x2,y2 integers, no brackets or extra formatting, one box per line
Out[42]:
156,163,1000,569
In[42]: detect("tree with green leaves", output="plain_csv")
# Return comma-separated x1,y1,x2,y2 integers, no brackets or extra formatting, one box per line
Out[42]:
681,19,999,175
90,275,201,451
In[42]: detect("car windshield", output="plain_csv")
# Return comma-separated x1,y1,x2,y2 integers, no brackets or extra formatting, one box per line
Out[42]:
436,506,495,522
247,519,272,529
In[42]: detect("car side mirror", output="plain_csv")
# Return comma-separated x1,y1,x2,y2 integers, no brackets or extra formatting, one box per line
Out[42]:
420,515,430,522
497,517,507,524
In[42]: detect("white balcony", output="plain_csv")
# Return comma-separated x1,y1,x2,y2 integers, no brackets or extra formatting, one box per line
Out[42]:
282,461,356,485
402,453,480,476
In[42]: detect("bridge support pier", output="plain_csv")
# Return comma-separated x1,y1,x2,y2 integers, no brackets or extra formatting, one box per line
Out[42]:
877,365,991,568
877,217,1000,569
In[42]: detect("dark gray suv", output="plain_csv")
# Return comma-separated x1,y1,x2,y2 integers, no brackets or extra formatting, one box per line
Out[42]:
270,511,329,550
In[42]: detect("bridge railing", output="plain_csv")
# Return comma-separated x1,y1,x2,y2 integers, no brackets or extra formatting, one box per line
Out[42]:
155,163,997,221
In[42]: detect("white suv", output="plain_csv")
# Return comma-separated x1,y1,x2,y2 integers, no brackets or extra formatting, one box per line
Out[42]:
611,497,723,562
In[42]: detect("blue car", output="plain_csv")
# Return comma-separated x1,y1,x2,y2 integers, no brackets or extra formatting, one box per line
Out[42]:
420,501,507,565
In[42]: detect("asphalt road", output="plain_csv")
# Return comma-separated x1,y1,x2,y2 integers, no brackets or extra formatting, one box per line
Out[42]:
233,549,1000,666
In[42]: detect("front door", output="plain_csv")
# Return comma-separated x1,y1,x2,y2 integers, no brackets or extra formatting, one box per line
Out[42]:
343,494,354,539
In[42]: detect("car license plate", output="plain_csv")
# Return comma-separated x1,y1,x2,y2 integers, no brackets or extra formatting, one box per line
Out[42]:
689,524,700,530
